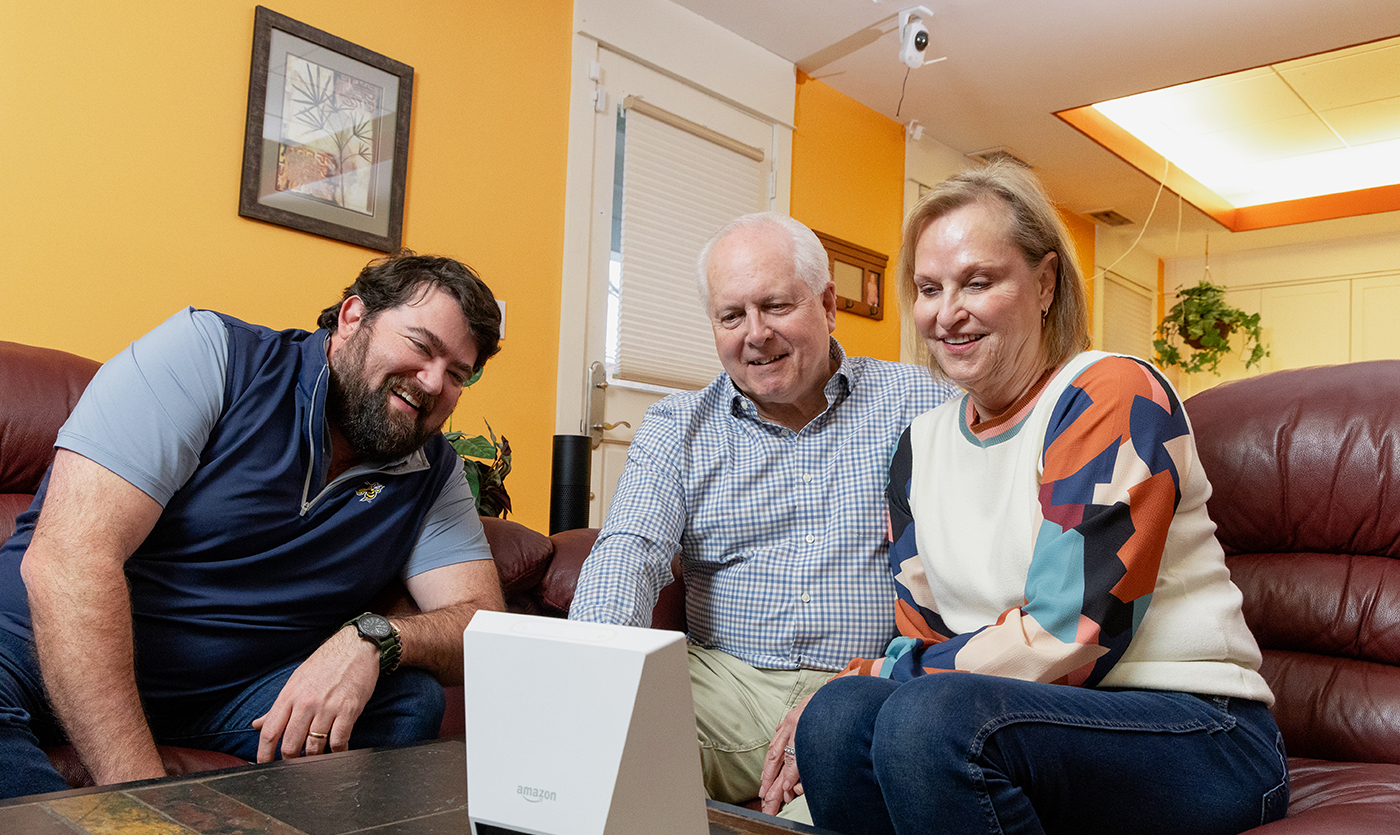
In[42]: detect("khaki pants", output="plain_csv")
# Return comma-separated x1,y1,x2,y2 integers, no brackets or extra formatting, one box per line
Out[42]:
688,646,827,823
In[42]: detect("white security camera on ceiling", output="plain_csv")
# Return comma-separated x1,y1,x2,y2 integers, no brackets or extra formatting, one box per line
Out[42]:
898,6,934,69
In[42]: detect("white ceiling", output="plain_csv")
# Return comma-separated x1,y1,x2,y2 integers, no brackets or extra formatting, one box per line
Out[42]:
671,0,1400,257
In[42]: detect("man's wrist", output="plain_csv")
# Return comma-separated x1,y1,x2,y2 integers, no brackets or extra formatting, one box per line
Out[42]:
341,613,402,675
567,605,631,627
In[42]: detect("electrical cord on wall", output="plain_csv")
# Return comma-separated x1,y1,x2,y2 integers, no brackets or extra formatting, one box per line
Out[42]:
1088,157,1171,285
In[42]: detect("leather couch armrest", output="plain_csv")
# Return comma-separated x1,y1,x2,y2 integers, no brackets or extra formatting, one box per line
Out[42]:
480,516,554,599
541,531,687,632
539,529,599,615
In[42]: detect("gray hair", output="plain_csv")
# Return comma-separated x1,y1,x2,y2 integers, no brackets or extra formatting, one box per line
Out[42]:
694,212,830,310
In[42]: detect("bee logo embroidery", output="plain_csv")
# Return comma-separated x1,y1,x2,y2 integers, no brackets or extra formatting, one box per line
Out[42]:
356,482,384,503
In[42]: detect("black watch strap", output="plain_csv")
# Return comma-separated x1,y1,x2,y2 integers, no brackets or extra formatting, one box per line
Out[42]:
342,612,402,675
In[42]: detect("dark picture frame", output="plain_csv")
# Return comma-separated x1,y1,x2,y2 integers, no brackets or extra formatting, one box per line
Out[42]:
238,6,413,251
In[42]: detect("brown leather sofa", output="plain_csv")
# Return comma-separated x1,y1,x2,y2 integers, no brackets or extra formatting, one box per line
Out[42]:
1186,361,1400,833
7,337,1400,832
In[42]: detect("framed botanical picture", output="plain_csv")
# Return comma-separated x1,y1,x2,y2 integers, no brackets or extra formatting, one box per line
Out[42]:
238,6,413,251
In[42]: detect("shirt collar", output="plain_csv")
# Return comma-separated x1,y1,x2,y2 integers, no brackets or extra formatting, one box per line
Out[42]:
726,337,853,428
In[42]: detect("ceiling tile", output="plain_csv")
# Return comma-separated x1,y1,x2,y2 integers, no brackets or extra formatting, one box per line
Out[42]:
1277,40,1400,111
1198,112,1345,164
1322,96,1400,146
1220,137,1400,206
1153,71,1310,135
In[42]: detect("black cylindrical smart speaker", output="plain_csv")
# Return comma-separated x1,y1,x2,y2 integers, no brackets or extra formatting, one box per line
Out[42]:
549,434,592,534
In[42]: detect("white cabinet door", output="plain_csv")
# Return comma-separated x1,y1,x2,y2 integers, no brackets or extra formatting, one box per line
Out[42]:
1260,282,1351,371
1176,281,1349,399
1352,274,1400,362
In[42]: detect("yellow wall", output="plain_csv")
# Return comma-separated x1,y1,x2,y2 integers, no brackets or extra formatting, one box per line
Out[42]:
788,78,1097,362
3,5,974,530
790,73,906,361
1061,210,1097,325
2,0,573,532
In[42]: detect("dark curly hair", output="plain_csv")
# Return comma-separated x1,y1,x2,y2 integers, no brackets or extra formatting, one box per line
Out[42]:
318,250,501,374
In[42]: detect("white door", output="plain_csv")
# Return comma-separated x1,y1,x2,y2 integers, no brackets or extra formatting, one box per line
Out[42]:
1261,281,1351,371
576,49,783,526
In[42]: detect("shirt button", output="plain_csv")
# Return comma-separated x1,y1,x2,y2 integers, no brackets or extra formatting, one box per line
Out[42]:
805,534,815,544
801,473,813,483
801,592,812,603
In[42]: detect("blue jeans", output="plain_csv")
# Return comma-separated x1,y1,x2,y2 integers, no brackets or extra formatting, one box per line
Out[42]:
795,674,1289,835
0,629,445,800
149,659,445,761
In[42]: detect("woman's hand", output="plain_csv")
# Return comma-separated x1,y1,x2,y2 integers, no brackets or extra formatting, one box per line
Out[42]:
758,693,815,815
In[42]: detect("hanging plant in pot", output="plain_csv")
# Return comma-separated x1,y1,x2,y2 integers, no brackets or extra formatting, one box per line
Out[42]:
1153,279,1268,375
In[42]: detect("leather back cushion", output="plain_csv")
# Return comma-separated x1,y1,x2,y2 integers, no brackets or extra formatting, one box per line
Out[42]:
1187,361,1400,764
1,341,100,540
479,516,554,600
1186,361,1400,558
0,341,100,495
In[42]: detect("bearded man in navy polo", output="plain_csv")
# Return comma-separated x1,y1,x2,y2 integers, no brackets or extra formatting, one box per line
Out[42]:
0,252,505,799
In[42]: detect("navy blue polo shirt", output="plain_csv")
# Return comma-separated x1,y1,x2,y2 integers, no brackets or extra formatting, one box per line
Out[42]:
0,309,490,709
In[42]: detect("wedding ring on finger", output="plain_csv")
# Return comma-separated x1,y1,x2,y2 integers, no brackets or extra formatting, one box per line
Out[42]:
308,731,329,740
784,745,796,758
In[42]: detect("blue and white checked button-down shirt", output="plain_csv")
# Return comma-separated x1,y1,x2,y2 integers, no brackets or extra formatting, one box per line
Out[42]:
569,340,959,672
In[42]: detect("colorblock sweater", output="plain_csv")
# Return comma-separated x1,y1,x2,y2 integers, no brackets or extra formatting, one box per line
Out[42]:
850,351,1273,705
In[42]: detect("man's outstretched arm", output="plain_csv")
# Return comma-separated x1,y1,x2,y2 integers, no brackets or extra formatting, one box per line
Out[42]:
20,450,166,786
252,557,504,761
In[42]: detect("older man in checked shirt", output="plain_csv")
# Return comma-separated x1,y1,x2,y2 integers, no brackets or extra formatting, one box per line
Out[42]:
569,213,957,820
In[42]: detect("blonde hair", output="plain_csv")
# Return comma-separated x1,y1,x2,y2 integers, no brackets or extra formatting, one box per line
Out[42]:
896,161,1089,378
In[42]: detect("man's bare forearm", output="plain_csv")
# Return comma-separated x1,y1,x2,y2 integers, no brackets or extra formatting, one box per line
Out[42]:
26,551,164,783
394,599,495,683
20,451,166,785
398,559,505,683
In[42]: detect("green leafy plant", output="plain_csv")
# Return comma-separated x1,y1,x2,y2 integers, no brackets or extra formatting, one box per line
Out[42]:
1153,279,1268,375
444,421,511,519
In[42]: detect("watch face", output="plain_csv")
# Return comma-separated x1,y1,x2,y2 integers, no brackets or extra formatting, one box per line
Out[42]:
359,614,393,640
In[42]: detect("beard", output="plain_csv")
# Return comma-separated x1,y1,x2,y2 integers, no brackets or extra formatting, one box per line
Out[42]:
327,327,441,462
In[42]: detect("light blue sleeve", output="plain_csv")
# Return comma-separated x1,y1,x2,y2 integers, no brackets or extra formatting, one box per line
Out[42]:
403,466,493,578
55,308,227,506
567,400,685,627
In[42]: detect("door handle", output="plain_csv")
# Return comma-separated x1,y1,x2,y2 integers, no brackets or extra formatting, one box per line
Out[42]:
591,421,631,432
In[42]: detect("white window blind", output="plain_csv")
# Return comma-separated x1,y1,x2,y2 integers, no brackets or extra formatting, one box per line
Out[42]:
1102,272,1156,361
614,103,767,389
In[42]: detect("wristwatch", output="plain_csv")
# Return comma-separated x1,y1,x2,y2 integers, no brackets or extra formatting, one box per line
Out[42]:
342,612,402,675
